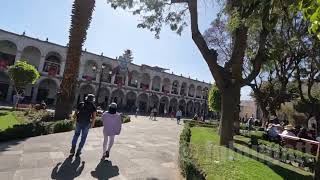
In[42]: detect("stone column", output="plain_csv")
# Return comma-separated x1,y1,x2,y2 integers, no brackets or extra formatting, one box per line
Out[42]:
6,85,14,102
38,55,46,72
125,75,129,87
159,81,163,92
31,85,39,103
60,61,66,76
78,62,85,79
111,75,116,84
14,50,22,63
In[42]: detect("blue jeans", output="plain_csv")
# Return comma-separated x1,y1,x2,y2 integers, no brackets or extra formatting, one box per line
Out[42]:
71,123,90,151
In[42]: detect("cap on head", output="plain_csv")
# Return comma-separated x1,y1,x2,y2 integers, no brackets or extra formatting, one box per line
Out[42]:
85,94,95,102
109,102,117,109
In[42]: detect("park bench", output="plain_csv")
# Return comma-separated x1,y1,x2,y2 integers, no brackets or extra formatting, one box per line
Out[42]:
279,134,320,156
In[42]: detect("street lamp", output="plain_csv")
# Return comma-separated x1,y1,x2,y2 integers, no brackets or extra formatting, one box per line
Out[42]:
94,64,106,105
202,89,209,122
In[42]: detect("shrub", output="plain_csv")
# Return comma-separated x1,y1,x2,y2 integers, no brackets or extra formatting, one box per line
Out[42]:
179,123,205,179
240,133,317,172
121,115,131,123
52,120,74,133
94,117,103,127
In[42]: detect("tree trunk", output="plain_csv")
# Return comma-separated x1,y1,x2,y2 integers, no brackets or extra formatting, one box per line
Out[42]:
219,84,240,147
54,0,95,120
54,93,75,120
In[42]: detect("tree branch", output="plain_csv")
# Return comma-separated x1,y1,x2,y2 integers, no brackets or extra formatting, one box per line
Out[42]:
241,28,269,86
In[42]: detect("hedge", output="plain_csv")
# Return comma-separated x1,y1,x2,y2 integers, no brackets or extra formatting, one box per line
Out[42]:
179,123,205,179
184,123,317,173
0,114,131,142
238,131,317,172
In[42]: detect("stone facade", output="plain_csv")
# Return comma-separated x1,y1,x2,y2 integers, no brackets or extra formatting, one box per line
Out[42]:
0,29,211,116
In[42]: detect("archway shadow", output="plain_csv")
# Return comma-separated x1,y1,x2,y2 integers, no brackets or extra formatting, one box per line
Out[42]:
232,147,313,180
91,160,119,180
51,156,85,180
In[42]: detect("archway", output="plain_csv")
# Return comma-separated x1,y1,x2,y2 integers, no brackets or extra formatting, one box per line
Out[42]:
179,99,187,116
97,88,110,109
21,46,41,69
126,91,137,112
171,80,179,94
187,101,194,117
188,84,195,97
78,84,95,104
43,52,61,76
149,94,159,112
196,86,203,98
0,40,17,67
36,79,58,105
159,96,169,115
140,73,150,90
0,71,10,101
203,87,209,99
82,60,97,81
180,82,187,96
162,78,170,94
128,70,139,88
111,89,125,108
152,76,161,91
169,98,178,113
194,101,201,115
137,93,148,114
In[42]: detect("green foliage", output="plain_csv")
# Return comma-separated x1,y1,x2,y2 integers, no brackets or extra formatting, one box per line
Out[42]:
107,0,188,38
191,127,312,179
179,123,205,179
121,115,131,123
52,120,74,133
7,61,40,91
208,84,221,112
299,0,320,39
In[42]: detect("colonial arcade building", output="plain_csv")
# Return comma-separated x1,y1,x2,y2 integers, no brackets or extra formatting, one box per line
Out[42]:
0,29,211,116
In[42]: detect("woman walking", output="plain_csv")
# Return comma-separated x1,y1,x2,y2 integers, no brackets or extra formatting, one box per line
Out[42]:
101,103,122,160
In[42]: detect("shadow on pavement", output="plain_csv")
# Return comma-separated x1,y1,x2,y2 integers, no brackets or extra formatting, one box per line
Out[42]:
51,156,85,180
91,160,119,180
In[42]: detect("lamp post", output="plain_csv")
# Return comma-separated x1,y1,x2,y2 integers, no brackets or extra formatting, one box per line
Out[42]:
93,64,106,105
203,89,208,122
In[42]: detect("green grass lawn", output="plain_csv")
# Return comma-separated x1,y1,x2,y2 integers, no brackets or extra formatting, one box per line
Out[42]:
0,110,24,130
190,127,313,180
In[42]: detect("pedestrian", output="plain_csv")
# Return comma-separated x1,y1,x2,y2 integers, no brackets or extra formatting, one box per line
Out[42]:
152,107,157,121
164,109,167,117
70,94,97,157
170,111,175,120
176,109,182,124
135,107,139,118
101,103,122,160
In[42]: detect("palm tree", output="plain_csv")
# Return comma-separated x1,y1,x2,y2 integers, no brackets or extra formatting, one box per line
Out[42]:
54,0,96,120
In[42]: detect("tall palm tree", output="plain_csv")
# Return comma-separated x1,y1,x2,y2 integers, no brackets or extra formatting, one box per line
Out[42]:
55,0,95,120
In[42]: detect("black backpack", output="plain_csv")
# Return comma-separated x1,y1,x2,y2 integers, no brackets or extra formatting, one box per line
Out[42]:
76,102,94,123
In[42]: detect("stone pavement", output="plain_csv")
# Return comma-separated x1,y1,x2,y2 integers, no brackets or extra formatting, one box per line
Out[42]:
0,116,183,180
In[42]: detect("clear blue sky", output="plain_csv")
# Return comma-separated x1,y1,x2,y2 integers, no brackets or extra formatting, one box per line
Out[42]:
1,0,251,100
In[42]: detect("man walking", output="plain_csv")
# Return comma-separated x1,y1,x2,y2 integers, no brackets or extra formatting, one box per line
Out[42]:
70,94,97,157
176,109,182,125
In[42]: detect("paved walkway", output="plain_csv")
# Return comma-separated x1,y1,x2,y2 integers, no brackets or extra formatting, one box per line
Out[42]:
0,116,183,180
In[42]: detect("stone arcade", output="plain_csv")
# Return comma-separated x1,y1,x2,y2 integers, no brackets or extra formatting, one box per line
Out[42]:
0,29,211,116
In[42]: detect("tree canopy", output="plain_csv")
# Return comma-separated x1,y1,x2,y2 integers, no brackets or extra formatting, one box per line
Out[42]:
208,84,221,112
7,61,40,92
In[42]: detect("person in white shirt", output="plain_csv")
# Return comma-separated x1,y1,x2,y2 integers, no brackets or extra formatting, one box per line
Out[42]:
281,125,296,137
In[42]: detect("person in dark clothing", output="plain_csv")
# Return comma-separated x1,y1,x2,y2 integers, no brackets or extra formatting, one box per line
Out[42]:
70,94,97,157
